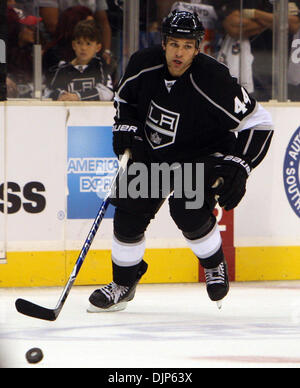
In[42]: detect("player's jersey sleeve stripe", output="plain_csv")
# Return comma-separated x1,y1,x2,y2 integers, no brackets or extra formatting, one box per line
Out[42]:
190,74,241,125
114,64,164,119
117,64,164,95
237,104,274,161
242,129,254,156
250,130,273,164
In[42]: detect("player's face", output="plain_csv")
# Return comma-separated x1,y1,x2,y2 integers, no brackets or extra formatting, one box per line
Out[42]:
163,37,199,77
72,38,102,65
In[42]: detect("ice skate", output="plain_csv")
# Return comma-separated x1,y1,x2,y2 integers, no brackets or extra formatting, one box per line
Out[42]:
87,281,137,312
204,258,229,309
87,260,148,312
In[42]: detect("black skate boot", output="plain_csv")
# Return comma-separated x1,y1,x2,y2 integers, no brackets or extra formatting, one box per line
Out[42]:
204,258,229,309
87,260,148,312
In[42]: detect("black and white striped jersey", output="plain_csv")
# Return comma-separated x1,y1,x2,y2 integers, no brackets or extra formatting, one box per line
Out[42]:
44,56,114,101
114,45,273,165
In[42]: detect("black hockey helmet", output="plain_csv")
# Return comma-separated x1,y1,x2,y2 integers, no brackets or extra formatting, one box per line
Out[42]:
162,10,205,47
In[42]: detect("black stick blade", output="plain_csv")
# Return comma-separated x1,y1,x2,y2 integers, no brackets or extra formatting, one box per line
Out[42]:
15,298,57,321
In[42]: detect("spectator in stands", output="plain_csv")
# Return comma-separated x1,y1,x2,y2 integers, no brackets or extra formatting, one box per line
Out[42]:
43,20,113,101
214,0,300,101
37,0,112,64
42,6,94,83
7,6,42,98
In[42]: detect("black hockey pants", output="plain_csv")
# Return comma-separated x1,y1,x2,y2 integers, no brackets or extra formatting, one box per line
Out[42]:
110,159,218,245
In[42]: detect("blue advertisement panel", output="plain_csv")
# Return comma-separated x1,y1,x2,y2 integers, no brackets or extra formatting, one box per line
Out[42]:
67,126,118,219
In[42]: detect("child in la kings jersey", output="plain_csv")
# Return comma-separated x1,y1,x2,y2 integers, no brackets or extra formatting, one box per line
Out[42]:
44,19,113,101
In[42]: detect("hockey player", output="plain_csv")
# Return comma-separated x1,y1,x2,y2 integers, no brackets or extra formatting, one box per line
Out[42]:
44,20,113,101
88,10,274,312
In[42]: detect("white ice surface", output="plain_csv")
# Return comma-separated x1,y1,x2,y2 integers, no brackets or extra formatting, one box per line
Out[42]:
1,281,300,368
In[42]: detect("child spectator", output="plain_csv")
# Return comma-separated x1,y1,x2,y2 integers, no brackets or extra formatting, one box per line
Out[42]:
42,5,94,82
44,20,113,101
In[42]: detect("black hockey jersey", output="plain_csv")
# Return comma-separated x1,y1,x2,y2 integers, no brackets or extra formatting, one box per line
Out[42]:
45,56,114,101
114,45,273,165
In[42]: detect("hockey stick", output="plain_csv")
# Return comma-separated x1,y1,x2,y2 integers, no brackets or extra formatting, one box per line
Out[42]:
15,149,131,321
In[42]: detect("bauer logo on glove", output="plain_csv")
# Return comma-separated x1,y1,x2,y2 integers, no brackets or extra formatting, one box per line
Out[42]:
112,124,138,133
210,154,252,211
223,155,251,176
112,120,147,162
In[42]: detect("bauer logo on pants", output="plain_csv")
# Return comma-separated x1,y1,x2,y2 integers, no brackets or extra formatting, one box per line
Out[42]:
67,126,117,219
283,126,300,218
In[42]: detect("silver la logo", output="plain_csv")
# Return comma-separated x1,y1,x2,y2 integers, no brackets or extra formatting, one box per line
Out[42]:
283,126,300,217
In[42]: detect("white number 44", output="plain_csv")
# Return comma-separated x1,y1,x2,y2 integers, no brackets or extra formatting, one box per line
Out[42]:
234,87,251,114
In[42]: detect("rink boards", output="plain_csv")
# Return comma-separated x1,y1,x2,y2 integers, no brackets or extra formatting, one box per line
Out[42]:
0,101,299,286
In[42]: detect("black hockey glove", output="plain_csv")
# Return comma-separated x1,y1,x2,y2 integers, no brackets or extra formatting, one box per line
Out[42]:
209,155,251,211
112,121,146,162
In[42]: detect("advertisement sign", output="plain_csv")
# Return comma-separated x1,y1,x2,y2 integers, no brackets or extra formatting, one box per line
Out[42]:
0,104,67,249
283,125,300,218
67,125,117,219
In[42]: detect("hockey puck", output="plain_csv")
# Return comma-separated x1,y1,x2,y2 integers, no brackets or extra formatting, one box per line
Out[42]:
25,348,43,364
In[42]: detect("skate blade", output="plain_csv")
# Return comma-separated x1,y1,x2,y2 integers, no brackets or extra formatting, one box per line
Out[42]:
216,300,222,310
87,301,128,313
